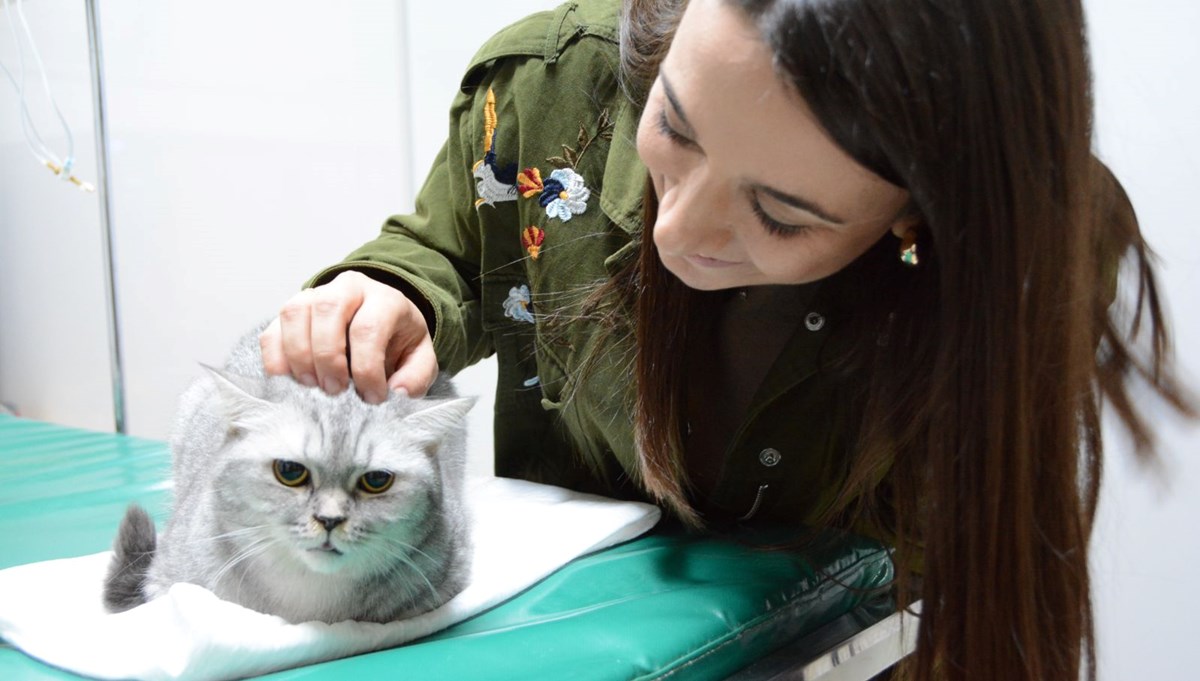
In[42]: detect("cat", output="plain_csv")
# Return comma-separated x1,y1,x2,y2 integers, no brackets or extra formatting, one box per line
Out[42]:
103,325,475,624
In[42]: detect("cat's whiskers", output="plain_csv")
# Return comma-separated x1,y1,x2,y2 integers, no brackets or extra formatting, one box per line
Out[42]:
233,549,289,609
186,524,270,547
361,514,416,531
374,537,440,601
376,535,438,565
210,535,277,591
385,552,437,605
361,546,422,606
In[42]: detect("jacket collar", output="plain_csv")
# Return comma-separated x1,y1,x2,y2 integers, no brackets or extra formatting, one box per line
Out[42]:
598,95,647,235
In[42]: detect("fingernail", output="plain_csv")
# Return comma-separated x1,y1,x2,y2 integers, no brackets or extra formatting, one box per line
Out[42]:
323,377,344,395
391,385,410,399
299,373,318,388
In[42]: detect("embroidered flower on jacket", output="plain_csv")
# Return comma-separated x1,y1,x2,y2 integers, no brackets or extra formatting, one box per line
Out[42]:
503,285,535,324
517,167,544,198
539,168,590,222
521,226,546,260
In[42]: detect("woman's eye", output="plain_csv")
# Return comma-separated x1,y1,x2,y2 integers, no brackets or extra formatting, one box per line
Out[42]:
272,460,310,487
749,196,816,239
656,108,696,148
358,470,395,494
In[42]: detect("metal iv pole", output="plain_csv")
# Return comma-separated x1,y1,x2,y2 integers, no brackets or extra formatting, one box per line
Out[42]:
84,0,126,433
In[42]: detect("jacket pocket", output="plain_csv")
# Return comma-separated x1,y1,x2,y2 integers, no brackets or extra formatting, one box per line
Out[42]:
479,271,573,412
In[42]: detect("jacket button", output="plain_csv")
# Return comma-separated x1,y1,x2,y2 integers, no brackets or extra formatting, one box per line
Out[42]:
805,312,825,331
758,448,782,467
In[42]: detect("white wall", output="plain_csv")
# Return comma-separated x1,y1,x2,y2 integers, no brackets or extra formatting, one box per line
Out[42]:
1,0,416,434
0,0,114,431
1087,1,1200,679
101,0,415,445
0,0,558,475
1,1,1197,678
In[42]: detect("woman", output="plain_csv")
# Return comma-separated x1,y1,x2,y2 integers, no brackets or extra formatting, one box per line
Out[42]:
261,0,1191,678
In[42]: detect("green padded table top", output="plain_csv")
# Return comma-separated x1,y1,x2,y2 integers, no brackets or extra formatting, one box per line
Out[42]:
0,415,893,680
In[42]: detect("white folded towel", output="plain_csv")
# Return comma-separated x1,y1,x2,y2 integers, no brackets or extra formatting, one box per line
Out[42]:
0,476,661,681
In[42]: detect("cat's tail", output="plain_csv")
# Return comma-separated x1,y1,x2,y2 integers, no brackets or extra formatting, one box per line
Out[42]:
102,504,157,613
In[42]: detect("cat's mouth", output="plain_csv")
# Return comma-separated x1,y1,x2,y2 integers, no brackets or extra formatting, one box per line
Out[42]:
309,541,343,556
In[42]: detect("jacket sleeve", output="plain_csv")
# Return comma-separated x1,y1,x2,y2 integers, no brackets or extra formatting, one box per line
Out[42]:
300,1,647,497
304,2,633,380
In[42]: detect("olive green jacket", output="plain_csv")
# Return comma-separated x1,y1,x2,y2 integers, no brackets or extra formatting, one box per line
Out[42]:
310,0,865,528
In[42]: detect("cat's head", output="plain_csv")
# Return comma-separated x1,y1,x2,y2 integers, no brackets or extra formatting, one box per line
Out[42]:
200,366,474,577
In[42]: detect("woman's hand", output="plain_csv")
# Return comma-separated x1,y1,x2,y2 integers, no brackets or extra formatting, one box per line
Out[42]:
260,271,438,402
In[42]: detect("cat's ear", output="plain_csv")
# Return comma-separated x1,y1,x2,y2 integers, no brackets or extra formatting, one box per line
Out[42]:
200,364,273,428
402,397,477,449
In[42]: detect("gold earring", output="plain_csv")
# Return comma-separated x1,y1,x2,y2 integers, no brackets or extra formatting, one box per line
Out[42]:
899,228,919,266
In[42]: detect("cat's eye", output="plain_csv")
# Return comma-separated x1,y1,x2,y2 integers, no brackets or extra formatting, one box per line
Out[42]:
273,460,310,487
358,470,394,494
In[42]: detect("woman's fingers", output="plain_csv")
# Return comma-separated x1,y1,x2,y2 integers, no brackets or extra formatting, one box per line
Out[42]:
259,317,291,377
307,278,363,395
347,296,404,404
349,278,436,402
274,289,320,386
387,328,439,399
265,271,434,403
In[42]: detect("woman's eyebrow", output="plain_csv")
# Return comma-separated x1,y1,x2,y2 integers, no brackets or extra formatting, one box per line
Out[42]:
754,184,847,225
662,72,846,226
659,75,696,133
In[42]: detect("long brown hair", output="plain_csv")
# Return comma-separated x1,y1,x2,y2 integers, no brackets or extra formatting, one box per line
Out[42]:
616,0,1195,679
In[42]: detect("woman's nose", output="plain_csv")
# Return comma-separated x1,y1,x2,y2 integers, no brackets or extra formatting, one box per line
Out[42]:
654,172,734,255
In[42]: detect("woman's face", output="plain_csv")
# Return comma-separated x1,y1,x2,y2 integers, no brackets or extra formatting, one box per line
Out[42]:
636,0,913,291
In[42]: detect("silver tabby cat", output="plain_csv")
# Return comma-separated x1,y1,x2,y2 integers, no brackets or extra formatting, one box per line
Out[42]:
103,327,475,623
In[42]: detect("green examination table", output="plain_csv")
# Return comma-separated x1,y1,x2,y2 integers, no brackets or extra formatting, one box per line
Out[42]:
0,415,913,680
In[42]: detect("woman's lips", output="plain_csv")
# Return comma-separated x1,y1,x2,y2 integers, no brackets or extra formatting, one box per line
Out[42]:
685,254,741,269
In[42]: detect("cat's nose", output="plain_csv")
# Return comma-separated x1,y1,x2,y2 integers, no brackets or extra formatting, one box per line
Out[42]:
314,515,346,532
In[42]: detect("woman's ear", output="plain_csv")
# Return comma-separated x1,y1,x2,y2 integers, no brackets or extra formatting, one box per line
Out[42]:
889,212,922,239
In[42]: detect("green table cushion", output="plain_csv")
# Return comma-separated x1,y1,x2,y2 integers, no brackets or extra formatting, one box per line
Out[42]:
0,415,893,680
